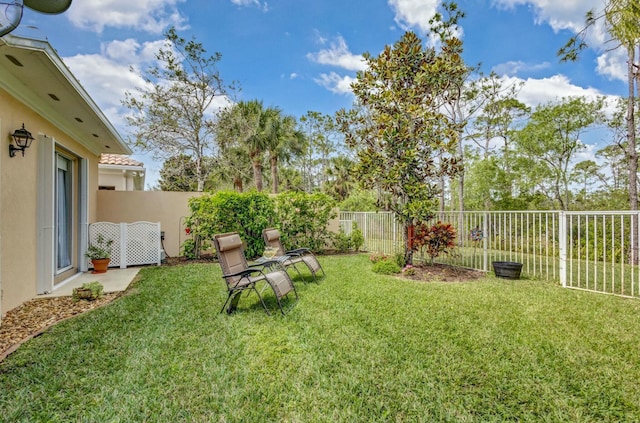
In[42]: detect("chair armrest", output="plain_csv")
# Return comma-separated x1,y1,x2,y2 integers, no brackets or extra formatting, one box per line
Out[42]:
286,248,310,256
223,267,265,279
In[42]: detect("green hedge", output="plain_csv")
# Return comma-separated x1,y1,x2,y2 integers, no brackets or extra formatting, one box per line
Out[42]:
274,191,336,253
183,191,336,259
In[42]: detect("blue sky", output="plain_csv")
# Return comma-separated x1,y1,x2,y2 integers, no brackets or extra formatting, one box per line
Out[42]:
16,0,625,187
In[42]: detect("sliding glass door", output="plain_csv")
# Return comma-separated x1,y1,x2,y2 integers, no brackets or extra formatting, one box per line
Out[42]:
56,154,73,272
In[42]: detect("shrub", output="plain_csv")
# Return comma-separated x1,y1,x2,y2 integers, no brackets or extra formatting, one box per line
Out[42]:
413,221,457,264
369,253,388,263
372,258,401,274
182,190,336,259
72,281,104,301
393,252,407,268
274,191,337,253
350,221,364,252
339,189,378,211
85,234,113,260
402,264,416,276
184,191,274,258
181,238,197,260
332,227,352,253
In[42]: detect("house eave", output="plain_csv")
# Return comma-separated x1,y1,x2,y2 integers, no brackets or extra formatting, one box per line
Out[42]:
0,32,131,155
99,164,145,172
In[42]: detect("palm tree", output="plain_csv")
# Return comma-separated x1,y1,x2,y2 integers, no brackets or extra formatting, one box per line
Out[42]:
324,155,355,201
212,145,252,192
264,113,307,194
216,99,270,191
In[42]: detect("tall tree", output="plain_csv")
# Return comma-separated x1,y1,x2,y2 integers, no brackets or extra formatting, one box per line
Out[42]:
513,97,604,210
596,144,628,190
215,100,279,192
123,27,232,192
158,154,200,191
298,111,323,192
468,73,529,209
323,155,356,202
571,160,601,194
298,111,340,192
431,2,476,214
265,114,306,194
212,145,252,192
336,27,464,264
559,0,640,211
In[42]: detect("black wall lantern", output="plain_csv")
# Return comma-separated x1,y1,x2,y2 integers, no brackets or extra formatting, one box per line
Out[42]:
9,123,35,157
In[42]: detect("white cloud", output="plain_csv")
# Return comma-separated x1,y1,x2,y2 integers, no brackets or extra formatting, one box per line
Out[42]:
64,51,147,127
500,74,618,111
387,0,440,33
491,0,602,33
66,0,188,34
313,72,356,95
491,0,629,83
307,35,367,71
492,60,551,76
230,0,269,12
596,48,628,82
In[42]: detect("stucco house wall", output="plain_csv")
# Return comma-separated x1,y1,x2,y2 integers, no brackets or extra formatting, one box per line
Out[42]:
0,33,130,319
1,93,103,312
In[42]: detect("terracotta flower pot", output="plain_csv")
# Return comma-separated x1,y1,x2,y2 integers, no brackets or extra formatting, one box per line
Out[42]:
91,258,110,274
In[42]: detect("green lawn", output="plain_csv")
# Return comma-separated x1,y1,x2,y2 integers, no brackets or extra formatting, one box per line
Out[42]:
2,254,640,421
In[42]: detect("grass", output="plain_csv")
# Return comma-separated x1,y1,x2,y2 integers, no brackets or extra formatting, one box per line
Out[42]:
2,254,640,421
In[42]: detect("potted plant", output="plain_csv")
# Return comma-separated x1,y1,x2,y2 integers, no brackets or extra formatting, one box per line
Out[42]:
72,281,104,301
85,234,113,273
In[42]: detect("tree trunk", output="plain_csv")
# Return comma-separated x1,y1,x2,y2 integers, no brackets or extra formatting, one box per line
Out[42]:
626,45,638,211
195,157,204,192
439,175,445,219
627,45,638,264
403,219,414,265
270,156,279,194
234,175,243,192
250,152,263,191
457,131,465,214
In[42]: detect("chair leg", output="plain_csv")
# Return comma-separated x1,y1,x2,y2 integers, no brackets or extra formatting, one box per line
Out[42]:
220,290,241,314
288,263,307,283
251,286,271,316
300,256,324,283
220,286,271,316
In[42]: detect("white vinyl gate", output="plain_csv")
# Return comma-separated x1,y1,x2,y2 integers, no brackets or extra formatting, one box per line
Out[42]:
340,211,640,299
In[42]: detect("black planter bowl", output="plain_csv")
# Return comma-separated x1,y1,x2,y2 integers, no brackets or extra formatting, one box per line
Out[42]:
492,261,523,280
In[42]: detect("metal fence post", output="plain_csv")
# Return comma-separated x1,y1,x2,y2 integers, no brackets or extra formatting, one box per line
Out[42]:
559,210,567,288
483,212,489,272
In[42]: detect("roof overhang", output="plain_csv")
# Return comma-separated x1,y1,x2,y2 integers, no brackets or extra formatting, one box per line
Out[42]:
0,32,131,155
99,164,145,173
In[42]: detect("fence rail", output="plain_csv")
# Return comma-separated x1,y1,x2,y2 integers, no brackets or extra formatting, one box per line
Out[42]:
340,210,640,299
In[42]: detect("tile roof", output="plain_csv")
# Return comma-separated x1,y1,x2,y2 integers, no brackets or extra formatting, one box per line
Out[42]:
99,154,144,167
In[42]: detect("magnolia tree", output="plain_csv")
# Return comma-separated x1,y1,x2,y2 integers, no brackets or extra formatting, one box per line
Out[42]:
336,24,466,264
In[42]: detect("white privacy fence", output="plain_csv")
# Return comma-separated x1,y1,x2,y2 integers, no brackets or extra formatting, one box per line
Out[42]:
88,221,162,269
340,211,640,299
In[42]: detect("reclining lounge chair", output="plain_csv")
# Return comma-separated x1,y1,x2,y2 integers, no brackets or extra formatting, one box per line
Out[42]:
262,228,326,283
213,232,298,315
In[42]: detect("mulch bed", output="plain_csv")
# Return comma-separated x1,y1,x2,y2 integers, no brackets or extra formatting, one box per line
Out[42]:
399,263,486,283
0,293,121,361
